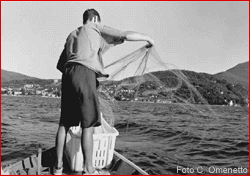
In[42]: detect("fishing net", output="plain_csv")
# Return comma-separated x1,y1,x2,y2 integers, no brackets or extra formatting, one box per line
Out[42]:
98,45,217,126
97,45,220,174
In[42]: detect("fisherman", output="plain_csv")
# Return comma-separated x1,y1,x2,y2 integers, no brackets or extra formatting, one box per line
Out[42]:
54,9,154,175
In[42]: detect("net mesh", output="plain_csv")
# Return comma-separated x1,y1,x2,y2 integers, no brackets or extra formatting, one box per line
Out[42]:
98,45,217,127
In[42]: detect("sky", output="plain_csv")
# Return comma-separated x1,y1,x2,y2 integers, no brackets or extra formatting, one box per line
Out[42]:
1,1,249,79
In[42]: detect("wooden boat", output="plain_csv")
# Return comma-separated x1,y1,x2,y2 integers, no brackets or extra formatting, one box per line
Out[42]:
1,147,148,175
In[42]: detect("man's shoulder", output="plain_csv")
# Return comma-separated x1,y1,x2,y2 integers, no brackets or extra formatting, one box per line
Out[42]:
85,23,103,35
67,26,83,39
72,26,84,34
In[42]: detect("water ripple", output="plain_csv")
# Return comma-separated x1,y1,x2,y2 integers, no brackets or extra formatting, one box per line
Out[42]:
1,96,249,175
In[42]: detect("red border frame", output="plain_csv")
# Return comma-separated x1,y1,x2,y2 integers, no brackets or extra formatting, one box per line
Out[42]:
0,1,249,176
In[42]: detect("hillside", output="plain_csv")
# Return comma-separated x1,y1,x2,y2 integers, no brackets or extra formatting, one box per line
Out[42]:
153,70,248,104
1,69,37,82
100,69,248,106
2,64,249,106
215,61,249,90
1,69,54,88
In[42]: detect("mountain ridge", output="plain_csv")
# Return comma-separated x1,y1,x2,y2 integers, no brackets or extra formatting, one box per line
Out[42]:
1,62,248,106
1,69,39,82
2,61,248,91
214,61,249,90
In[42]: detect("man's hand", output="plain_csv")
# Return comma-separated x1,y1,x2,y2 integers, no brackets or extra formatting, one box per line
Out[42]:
146,37,154,48
113,38,125,45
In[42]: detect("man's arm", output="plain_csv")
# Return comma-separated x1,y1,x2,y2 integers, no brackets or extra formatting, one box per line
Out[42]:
98,24,154,47
123,31,154,47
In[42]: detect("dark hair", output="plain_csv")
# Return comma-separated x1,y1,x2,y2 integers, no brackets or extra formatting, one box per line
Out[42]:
83,9,101,24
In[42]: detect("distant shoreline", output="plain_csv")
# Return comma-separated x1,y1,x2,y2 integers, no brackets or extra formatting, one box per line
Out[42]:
1,94,247,108
1,94,60,99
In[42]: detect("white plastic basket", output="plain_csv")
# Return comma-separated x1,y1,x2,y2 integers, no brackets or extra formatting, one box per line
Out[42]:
65,115,119,172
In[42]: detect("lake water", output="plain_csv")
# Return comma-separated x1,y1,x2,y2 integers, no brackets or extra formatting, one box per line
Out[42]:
1,95,249,175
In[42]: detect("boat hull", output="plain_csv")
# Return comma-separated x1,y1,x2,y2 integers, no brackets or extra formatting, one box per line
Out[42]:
2,147,148,175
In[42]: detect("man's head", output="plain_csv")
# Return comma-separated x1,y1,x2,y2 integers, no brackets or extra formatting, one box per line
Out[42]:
83,9,101,24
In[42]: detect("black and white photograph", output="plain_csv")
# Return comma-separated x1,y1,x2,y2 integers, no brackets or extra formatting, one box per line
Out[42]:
1,1,249,175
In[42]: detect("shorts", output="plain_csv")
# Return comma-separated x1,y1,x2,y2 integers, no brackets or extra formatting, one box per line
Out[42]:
59,63,101,128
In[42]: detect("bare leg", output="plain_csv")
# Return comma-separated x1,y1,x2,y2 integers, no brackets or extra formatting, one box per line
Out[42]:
55,125,69,169
81,127,95,173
